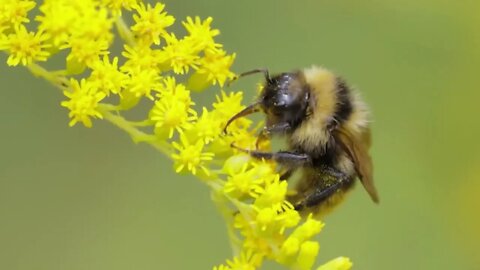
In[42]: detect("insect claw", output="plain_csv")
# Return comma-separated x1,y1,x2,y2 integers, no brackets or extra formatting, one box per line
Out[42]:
226,76,239,87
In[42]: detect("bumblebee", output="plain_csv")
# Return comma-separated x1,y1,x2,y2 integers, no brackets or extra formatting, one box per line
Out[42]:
224,66,379,215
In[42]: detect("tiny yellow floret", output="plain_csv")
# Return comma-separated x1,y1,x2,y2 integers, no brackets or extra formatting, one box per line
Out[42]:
213,91,250,129
89,56,128,96
296,241,320,270
149,93,197,139
163,33,200,74
61,79,106,127
224,250,262,270
100,0,138,13
291,214,325,242
64,35,109,69
125,67,162,99
183,16,221,52
253,175,288,209
223,164,263,199
121,45,167,72
0,0,36,30
317,257,353,270
36,1,77,47
131,2,174,45
185,107,222,144
0,26,50,66
172,135,214,176
196,49,236,87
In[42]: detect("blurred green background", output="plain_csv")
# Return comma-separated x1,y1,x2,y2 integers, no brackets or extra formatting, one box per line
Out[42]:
1,0,480,269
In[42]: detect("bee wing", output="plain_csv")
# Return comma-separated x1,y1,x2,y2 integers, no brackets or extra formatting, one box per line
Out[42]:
336,128,379,203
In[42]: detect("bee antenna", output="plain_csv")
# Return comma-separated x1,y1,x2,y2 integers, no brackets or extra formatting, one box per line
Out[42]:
226,68,271,87
223,102,261,134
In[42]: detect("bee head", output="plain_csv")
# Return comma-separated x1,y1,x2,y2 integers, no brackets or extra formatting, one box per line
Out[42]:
223,69,310,134
260,72,310,128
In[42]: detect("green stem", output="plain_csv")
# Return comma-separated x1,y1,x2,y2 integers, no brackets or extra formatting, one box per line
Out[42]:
115,16,136,47
98,104,171,155
26,63,68,89
212,191,242,256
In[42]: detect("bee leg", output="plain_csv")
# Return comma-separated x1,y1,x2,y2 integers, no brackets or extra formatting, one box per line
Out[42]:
231,144,311,167
294,167,350,211
280,168,295,181
266,122,292,134
256,122,291,149
253,150,310,167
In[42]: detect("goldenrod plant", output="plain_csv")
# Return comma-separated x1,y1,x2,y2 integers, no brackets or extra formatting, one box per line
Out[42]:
0,1,353,269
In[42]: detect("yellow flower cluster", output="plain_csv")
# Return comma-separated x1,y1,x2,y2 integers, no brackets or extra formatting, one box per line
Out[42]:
0,1,352,269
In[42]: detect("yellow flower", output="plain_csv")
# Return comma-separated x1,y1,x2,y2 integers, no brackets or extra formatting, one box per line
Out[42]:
161,76,193,106
64,35,110,69
276,204,301,229
222,153,252,175
36,0,77,47
213,91,251,129
122,44,167,72
163,33,200,74
195,49,236,87
37,1,113,50
182,16,221,52
61,79,106,127
291,214,325,242
213,265,231,270
131,2,174,45
89,56,128,96
296,241,320,270
149,93,197,139
221,250,263,270
72,7,114,44
0,0,36,30
253,175,288,209
185,107,222,144
256,206,300,236
125,67,161,99
249,159,276,179
172,135,214,176
229,128,259,150
255,207,278,232
223,164,263,199
317,257,353,270
100,0,138,14
279,236,301,260
276,215,323,268
0,25,50,66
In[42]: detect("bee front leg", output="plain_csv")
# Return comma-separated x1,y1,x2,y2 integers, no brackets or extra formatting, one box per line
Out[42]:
280,168,295,181
294,166,351,211
256,122,291,149
231,144,311,168
266,122,292,134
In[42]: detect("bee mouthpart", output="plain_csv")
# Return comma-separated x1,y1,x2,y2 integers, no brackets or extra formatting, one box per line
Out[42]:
223,102,261,135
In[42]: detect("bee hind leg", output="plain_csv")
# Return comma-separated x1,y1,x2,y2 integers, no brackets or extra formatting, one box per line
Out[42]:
294,166,351,211
280,168,295,181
